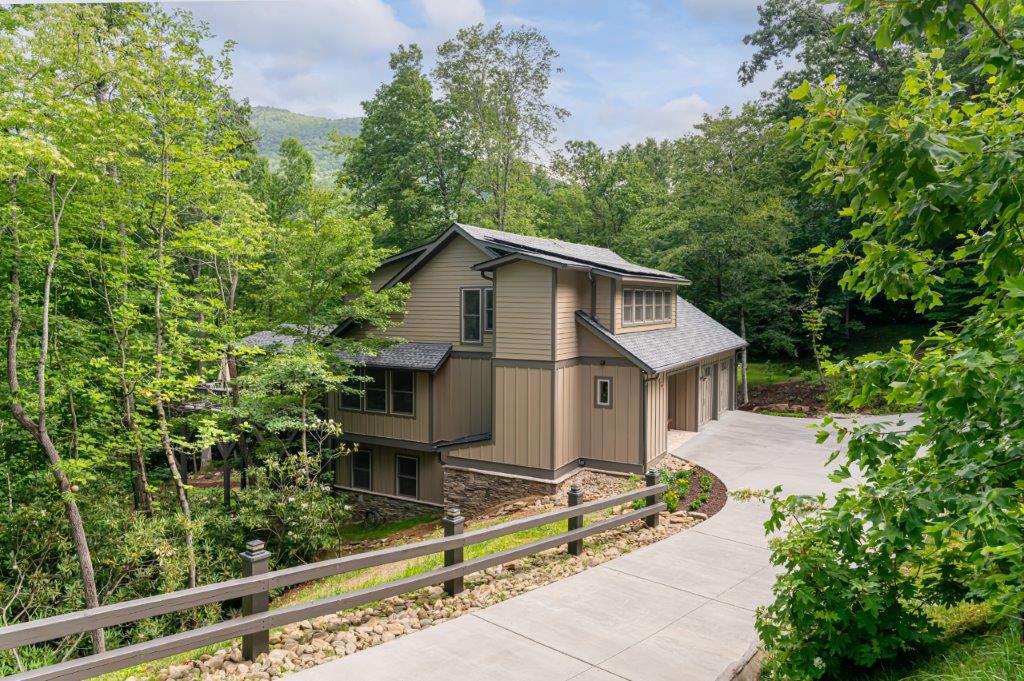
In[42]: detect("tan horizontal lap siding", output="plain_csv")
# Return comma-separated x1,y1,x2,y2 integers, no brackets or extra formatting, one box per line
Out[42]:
555,363,641,467
452,366,552,469
331,372,431,442
371,235,493,352
370,261,405,292
645,372,668,463
555,270,589,361
495,261,553,360
334,446,443,505
433,355,493,442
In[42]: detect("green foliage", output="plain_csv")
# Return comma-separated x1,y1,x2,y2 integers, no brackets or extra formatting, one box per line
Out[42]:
758,1,1024,677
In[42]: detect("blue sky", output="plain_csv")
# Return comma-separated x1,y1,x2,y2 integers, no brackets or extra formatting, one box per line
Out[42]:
180,0,777,149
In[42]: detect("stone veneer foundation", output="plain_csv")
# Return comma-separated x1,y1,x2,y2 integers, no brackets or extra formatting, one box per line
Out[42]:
442,466,630,518
340,490,442,524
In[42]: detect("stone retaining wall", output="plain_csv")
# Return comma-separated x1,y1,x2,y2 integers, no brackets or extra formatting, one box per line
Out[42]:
338,489,441,524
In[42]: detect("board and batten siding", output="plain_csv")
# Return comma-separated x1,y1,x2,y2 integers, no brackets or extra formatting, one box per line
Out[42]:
494,261,553,360
594,275,613,329
667,367,698,432
615,279,678,335
331,371,431,443
554,363,642,468
363,235,494,353
432,355,493,441
644,372,669,463
334,446,443,505
449,365,552,469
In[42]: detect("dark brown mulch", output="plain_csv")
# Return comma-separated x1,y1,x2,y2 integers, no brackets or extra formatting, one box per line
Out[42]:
680,463,728,517
740,379,828,415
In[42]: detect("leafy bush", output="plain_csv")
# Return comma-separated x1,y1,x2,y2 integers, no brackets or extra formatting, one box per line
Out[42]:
662,490,680,513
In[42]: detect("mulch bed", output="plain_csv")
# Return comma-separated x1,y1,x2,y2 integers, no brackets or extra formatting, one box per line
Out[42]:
740,379,828,416
680,463,728,517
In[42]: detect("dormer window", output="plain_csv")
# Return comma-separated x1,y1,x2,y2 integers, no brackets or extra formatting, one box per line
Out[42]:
623,287,672,325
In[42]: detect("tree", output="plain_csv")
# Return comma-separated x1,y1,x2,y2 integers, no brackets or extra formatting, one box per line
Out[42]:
757,1,1024,676
435,23,568,231
341,45,473,249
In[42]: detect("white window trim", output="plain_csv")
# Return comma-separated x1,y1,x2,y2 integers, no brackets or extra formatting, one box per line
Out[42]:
395,454,419,499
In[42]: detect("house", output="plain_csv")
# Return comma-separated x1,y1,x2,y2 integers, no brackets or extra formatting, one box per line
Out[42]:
324,223,747,518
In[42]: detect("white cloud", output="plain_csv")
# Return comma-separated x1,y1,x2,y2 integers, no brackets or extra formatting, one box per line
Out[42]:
601,94,711,146
679,0,763,21
416,0,485,34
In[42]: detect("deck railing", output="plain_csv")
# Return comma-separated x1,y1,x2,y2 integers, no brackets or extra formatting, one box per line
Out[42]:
0,473,666,681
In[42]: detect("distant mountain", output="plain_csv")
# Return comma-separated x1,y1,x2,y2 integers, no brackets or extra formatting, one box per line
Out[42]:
250,106,361,180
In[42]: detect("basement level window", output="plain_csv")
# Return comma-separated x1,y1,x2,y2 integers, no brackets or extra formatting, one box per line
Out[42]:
595,377,613,408
351,450,372,490
395,455,419,499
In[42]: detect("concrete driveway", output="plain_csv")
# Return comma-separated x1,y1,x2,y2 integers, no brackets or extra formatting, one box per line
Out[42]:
288,410,913,681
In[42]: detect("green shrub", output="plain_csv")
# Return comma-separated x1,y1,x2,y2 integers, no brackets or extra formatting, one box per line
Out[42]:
662,490,680,513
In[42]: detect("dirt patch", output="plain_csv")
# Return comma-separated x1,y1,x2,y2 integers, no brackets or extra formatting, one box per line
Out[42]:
741,379,828,416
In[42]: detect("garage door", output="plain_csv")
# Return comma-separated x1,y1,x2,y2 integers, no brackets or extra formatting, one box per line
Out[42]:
717,360,732,415
698,365,714,426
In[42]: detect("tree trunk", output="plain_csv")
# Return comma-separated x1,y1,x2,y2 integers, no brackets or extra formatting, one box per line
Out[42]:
5,177,105,653
154,154,197,589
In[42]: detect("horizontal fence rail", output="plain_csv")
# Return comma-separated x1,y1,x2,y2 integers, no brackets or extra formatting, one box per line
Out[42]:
2,477,667,681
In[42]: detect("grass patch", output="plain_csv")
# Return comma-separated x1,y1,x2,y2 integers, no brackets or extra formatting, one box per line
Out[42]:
742,359,814,387
847,621,1023,681
337,515,439,544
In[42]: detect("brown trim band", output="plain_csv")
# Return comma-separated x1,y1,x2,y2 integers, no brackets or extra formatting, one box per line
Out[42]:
341,434,437,452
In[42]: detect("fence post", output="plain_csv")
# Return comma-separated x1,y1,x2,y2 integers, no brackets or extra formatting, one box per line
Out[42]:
240,539,271,660
567,483,583,555
645,470,660,528
442,507,465,596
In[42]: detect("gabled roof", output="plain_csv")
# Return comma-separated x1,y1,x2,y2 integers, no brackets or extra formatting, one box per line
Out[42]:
576,297,747,374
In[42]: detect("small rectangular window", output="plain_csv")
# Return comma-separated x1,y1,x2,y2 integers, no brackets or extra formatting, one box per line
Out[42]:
364,367,388,413
351,450,372,490
340,384,363,411
656,291,665,320
389,369,415,415
623,290,633,323
483,288,494,332
395,455,418,498
461,289,482,343
645,290,654,322
595,377,612,408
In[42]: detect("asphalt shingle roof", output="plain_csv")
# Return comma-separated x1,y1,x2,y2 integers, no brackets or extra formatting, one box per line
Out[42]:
343,342,452,372
576,297,746,373
243,328,451,372
457,223,685,282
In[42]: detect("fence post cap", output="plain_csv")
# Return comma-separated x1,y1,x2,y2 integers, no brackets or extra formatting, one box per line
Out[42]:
445,506,461,518
569,482,581,493
244,539,266,554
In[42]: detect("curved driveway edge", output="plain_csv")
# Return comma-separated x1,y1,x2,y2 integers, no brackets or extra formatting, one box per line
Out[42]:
286,410,914,681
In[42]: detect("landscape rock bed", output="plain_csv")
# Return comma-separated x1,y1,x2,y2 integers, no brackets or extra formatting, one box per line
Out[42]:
132,458,718,681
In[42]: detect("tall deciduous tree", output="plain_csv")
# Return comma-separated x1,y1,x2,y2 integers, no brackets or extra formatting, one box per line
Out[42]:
435,23,568,231
342,45,473,249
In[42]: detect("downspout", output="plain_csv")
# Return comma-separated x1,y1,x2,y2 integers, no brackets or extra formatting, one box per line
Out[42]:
587,270,596,318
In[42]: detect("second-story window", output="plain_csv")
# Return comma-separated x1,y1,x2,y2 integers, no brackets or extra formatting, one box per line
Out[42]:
390,370,415,415
364,367,388,413
623,287,673,325
483,287,494,332
461,288,482,343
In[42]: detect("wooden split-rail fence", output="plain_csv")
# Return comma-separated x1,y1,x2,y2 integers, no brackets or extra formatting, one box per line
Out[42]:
0,474,667,681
